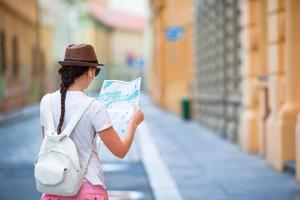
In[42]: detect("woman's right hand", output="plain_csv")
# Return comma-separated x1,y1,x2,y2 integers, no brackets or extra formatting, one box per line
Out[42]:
130,107,144,127
100,107,144,159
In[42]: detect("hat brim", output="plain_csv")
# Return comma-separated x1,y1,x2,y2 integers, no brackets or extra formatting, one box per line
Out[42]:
58,60,105,67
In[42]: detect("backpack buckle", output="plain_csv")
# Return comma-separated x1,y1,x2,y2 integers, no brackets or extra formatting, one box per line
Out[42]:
59,134,67,142
46,130,57,136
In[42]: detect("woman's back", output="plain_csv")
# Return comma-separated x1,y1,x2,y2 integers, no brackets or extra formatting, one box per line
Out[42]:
38,43,143,200
40,89,112,188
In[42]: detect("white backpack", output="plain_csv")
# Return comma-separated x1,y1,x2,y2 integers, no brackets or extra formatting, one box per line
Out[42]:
34,93,95,196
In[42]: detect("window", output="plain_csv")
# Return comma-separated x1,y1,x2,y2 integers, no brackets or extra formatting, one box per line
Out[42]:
12,36,19,76
31,45,45,76
0,30,6,73
32,46,37,76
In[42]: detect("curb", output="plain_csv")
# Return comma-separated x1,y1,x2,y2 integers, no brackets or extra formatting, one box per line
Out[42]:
137,121,183,200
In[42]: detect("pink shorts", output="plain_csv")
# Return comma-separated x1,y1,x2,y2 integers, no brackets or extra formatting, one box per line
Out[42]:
40,181,108,200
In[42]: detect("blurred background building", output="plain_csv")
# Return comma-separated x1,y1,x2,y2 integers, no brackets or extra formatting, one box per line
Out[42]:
1,0,300,184
150,0,194,115
0,0,45,113
0,0,151,113
149,0,300,182
194,0,241,143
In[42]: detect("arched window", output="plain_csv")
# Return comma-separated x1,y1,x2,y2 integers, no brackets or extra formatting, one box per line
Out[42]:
12,36,19,77
0,30,6,74
32,46,37,77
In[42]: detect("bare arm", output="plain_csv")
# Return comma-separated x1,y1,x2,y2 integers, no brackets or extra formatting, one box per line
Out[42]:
99,107,144,159
99,122,137,158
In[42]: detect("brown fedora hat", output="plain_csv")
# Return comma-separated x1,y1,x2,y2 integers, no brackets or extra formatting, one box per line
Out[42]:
58,43,105,67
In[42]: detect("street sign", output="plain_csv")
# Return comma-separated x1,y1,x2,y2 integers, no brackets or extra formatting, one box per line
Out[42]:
166,26,184,41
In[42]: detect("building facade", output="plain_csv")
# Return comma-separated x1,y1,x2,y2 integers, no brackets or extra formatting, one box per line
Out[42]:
89,0,145,87
0,0,45,114
150,0,194,114
194,0,242,142
38,0,83,92
194,0,300,181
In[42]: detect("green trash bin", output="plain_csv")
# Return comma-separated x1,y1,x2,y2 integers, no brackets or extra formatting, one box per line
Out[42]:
181,97,191,120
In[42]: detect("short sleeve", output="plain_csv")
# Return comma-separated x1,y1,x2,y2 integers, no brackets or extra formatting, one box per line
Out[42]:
40,94,48,127
90,100,113,133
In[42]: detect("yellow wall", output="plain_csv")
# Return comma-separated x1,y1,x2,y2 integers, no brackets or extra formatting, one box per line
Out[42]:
110,30,143,67
150,0,194,115
85,24,110,66
265,0,287,171
95,27,110,66
0,0,44,113
240,0,300,180
0,0,37,23
82,23,110,91
267,0,300,175
240,0,269,153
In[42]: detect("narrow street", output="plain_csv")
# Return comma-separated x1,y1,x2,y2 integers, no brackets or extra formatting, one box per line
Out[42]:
2,0,300,199
2,94,300,200
0,106,154,200
0,116,42,199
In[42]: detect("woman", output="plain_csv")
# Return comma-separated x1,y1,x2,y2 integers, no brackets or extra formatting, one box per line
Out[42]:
39,43,144,200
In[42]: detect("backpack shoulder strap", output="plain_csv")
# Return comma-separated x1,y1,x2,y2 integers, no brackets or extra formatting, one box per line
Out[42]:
82,135,97,171
44,93,56,132
61,97,95,137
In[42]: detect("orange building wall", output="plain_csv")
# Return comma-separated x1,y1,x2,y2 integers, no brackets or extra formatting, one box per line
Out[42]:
0,0,42,113
150,0,194,115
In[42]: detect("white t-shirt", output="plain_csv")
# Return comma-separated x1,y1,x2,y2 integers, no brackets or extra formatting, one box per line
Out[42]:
39,90,112,188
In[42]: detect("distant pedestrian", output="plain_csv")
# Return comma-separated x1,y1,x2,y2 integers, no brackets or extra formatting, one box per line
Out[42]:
35,43,144,200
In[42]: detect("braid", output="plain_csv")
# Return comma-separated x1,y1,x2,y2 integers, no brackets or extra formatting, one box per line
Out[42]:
57,83,68,134
57,66,91,134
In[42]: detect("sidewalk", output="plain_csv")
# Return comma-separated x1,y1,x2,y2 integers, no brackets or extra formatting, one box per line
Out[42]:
1,92,300,200
0,103,39,127
138,93,300,200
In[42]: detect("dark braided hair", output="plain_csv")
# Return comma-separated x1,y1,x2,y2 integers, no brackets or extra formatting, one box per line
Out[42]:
57,66,91,134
